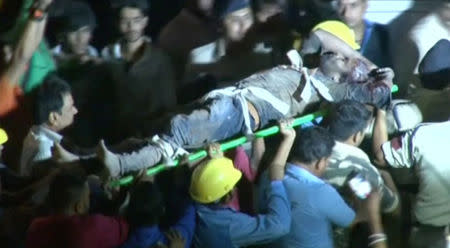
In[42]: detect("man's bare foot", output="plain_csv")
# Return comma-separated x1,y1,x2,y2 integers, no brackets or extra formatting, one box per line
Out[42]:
97,140,121,178
52,143,79,163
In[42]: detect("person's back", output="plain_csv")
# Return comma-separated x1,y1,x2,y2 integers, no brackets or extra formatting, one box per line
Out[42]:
322,100,399,214
258,127,355,248
385,121,450,226
280,165,353,248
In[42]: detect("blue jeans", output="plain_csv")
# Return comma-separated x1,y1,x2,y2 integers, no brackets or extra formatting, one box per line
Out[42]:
162,95,248,149
117,95,275,175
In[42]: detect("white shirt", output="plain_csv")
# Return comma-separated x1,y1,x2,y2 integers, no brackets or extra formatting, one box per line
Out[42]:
20,125,63,176
382,121,450,226
101,37,152,60
51,44,99,58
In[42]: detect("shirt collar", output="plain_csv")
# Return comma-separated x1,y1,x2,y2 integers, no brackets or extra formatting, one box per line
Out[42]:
286,163,323,183
32,125,63,143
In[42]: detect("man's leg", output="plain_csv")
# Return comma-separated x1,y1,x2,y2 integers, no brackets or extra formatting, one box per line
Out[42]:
100,96,247,176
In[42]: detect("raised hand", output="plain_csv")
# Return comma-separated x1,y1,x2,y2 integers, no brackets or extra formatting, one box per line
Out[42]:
207,143,223,159
279,118,296,140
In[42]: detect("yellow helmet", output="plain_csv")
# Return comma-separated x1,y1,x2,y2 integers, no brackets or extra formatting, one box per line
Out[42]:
189,157,242,204
0,128,8,145
312,20,360,50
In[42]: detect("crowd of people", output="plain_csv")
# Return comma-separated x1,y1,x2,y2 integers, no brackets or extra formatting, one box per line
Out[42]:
0,0,449,247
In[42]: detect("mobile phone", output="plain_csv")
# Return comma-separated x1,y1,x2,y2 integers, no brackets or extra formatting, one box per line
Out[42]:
348,173,372,199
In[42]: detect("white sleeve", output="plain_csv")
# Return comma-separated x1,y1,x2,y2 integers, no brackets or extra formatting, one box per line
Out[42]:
381,132,414,168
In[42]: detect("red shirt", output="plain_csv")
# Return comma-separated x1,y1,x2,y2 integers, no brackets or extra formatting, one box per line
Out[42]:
0,77,23,117
26,214,129,248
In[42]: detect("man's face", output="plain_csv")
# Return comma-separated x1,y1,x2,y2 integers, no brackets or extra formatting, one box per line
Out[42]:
337,0,367,28
119,7,148,43
223,7,254,42
66,26,93,55
319,50,351,79
53,93,78,131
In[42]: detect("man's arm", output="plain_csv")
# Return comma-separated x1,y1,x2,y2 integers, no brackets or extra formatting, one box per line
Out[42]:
364,192,388,248
312,29,376,69
3,0,52,85
229,120,295,246
317,185,356,227
373,109,389,167
250,138,265,174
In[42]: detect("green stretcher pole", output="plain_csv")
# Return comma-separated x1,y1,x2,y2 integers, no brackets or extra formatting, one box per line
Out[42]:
110,85,399,187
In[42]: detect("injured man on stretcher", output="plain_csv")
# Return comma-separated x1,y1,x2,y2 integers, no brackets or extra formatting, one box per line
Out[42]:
59,28,398,177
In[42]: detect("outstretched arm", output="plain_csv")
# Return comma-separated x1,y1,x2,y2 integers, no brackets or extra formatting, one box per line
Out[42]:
3,0,53,84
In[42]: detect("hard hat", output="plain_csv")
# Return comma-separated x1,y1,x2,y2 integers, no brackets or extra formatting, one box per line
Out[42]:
0,128,8,145
312,20,360,50
189,157,242,204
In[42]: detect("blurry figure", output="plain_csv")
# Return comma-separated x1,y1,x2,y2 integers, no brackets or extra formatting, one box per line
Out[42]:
323,100,399,214
0,0,55,173
25,169,129,248
0,128,32,193
254,0,285,23
20,76,78,176
408,39,450,122
322,100,399,247
0,0,54,115
374,117,450,248
101,0,151,60
409,1,450,74
121,181,195,248
337,0,392,67
52,1,99,65
258,126,386,248
183,0,254,81
0,0,56,93
101,0,177,141
158,0,220,80
395,1,450,96
191,122,294,248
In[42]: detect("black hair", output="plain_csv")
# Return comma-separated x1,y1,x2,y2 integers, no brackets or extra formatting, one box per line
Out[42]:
325,100,372,142
126,182,165,227
59,1,97,34
112,0,149,15
48,168,88,212
35,74,72,125
289,126,335,164
253,0,286,11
